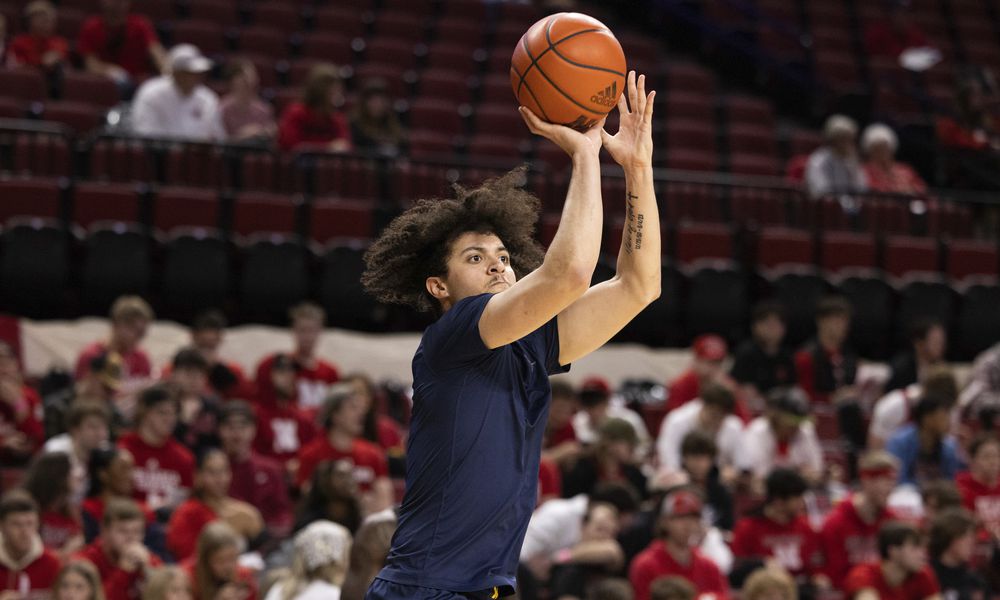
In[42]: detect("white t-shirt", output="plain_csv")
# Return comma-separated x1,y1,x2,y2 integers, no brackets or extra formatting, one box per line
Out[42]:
519,494,587,560
655,400,743,471
264,581,340,600
131,76,225,141
869,384,921,444
735,417,824,478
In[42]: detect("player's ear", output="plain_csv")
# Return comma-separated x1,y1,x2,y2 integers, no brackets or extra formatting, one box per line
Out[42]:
426,276,449,301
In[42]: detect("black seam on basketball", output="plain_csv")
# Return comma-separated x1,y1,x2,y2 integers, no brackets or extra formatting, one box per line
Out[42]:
544,24,626,77
520,79,552,122
532,18,606,116
516,25,605,99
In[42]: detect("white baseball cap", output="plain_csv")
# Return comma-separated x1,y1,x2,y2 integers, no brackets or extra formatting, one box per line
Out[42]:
169,44,212,73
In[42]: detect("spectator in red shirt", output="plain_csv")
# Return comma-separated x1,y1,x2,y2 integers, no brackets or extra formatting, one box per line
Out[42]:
955,433,1000,542
861,124,928,196
935,68,1000,152
255,302,340,414
795,296,857,405
8,2,68,71
182,311,252,401
219,59,276,144
342,373,404,456
75,297,155,422
0,490,61,600
844,521,939,600
730,469,826,590
167,349,220,456
629,487,730,600
277,63,352,152
77,0,166,89
666,335,729,413
185,522,257,600
252,354,318,467
820,451,902,590
118,386,195,512
543,381,581,469
23,453,84,561
166,449,262,562
81,448,153,543
52,561,105,600
297,385,393,515
0,341,45,464
217,401,292,539
77,499,161,600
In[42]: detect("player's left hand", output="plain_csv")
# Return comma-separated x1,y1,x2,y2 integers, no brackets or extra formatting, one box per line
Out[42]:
601,71,655,170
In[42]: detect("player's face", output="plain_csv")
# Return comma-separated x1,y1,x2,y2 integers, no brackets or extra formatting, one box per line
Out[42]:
431,232,516,308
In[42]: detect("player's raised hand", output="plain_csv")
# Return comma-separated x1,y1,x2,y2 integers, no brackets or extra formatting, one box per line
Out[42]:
601,71,655,170
519,106,604,158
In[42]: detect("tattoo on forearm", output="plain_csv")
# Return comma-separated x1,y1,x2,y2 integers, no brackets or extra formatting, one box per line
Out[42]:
624,192,644,254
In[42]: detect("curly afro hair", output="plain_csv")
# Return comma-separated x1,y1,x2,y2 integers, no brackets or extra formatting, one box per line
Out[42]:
362,168,546,314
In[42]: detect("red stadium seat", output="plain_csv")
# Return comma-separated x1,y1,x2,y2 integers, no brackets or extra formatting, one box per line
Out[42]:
472,103,527,138
408,98,464,135
89,138,153,182
947,239,999,282
0,98,26,119
311,157,379,199
407,130,455,158
0,178,62,223
297,33,354,65
153,186,220,233
788,128,824,156
466,135,524,162
381,0,435,17
237,27,288,60
662,62,715,95
417,69,472,103
729,154,780,176
373,13,428,43
664,91,714,123
61,72,121,109
729,188,789,226
312,6,367,39
41,101,105,134
0,68,46,102
72,181,142,228
867,199,909,234
675,222,734,264
724,95,775,128
187,0,239,26
364,39,418,69
435,17,488,49
232,192,299,237
728,124,777,156
665,120,716,153
820,232,877,274
250,4,303,35
170,20,227,55
440,0,491,20
12,133,71,177
352,63,408,99
164,145,225,188
425,42,481,75
309,198,375,243
756,227,814,269
666,149,719,172
133,0,175,21
883,235,940,277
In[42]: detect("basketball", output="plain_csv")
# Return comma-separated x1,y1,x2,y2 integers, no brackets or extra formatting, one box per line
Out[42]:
510,12,627,131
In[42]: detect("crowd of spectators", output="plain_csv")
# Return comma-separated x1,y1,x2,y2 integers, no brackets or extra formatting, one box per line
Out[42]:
0,291,994,600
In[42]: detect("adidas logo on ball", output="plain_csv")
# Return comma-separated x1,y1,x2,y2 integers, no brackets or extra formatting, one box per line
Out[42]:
590,82,618,107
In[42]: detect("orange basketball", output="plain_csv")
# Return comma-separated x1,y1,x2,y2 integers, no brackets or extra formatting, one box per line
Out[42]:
510,13,627,131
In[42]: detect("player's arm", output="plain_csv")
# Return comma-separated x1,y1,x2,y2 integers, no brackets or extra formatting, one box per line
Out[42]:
556,72,659,365
478,111,605,349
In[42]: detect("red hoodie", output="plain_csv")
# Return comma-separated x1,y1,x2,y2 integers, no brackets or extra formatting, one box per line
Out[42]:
0,535,60,600
77,539,162,600
819,496,898,590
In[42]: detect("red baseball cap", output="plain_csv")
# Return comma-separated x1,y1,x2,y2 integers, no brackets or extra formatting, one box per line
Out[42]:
581,376,611,396
660,489,704,518
692,334,728,361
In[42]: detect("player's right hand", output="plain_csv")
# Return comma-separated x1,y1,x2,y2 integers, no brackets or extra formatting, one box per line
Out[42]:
519,106,603,158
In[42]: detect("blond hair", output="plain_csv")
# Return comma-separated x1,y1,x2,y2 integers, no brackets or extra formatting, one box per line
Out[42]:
110,295,154,323
142,567,189,600
194,522,245,600
54,561,106,600
289,302,325,325
742,568,797,600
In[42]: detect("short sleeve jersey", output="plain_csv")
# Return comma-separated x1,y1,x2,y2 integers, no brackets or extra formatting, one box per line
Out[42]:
378,294,567,593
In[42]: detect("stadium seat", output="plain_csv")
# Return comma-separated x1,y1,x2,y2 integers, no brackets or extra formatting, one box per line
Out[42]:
164,145,225,188
318,243,384,331
867,199,909,234
308,198,374,244
683,266,748,342
231,192,300,237
239,235,311,324
665,120,716,153
12,132,72,177
372,14,428,43
724,95,775,128
309,156,380,199
297,32,354,64
424,42,481,75
80,224,152,314
466,135,524,162
170,20,227,55
729,154,780,176
663,62,715,95
837,275,894,360
363,39,419,69
664,91,714,124
472,103,527,138
0,218,70,318
408,98,465,136
237,27,289,60
250,4,303,35
946,239,998,282
435,17,487,49
0,98,26,119
895,280,956,350
418,69,472,103
312,6,367,38
666,149,719,172
408,130,456,158
883,235,940,278
728,124,777,156
766,271,830,348
0,68,45,102
41,101,105,134
187,0,239,26
152,186,220,233
72,182,142,228
0,178,62,223
728,188,789,226
956,284,1000,360
61,72,120,109
161,229,231,320
616,263,684,347
820,232,877,274
756,227,814,270
440,0,491,20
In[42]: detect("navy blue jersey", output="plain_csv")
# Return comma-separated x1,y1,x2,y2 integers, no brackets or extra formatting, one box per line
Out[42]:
377,293,567,593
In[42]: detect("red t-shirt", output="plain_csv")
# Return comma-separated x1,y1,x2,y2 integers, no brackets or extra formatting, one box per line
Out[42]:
666,370,750,421
537,456,562,504
161,361,254,400
277,102,352,151
731,513,823,577
863,162,928,195
229,452,292,533
629,540,729,600
936,117,991,151
183,559,258,600
77,539,162,600
166,498,217,562
253,398,318,464
8,35,69,68
296,436,389,489
39,511,81,551
0,385,45,459
844,562,939,600
375,415,404,452
75,342,152,382
546,422,577,448
255,354,340,413
118,432,195,510
955,471,1000,537
77,15,159,79
0,546,60,600
820,497,899,589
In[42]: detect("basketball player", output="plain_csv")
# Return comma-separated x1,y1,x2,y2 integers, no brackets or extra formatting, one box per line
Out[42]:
361,72,658,599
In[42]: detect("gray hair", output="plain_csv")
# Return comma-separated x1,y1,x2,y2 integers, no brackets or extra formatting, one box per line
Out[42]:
861,123,898,155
